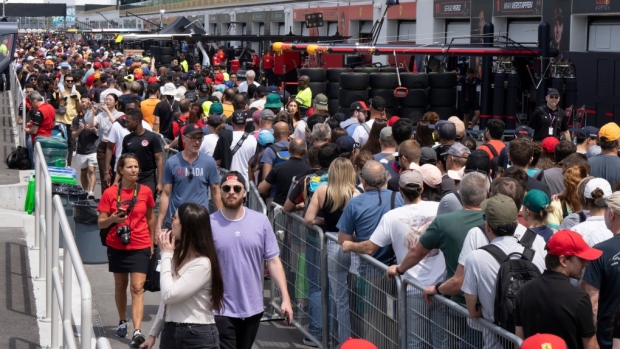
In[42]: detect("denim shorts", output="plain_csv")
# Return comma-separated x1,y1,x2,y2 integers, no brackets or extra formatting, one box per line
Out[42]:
160,322,219,349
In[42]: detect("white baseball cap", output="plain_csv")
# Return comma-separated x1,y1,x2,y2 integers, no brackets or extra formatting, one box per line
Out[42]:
585,177,612,201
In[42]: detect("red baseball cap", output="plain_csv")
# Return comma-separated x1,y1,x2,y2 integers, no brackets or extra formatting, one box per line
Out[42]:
340,338,377,349
215,73,224,85
205,77,213,84
541,136,560,154
387,115,400,127
134,73,143,79
103,61,110,68
547,230,603,260
521,333,566,349
93,62,101,69
147,77,159,84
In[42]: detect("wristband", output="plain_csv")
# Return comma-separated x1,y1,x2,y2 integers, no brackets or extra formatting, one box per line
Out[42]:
395,265,405,276
435,281,444,296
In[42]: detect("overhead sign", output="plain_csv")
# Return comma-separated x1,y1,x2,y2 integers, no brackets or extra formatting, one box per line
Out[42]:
573,0,620,13
495,0,541,16
433,0,471,18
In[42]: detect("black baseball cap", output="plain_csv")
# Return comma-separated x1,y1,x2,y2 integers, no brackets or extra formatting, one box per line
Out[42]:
547,88,560,96
184,123,205,136
231,110,247,125
465,150,491,175
350,101,369,111
370,96,387,111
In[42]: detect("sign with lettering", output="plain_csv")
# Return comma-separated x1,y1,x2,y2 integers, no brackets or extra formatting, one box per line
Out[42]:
573,0,620,13
434,0,471,18
495,0,541,16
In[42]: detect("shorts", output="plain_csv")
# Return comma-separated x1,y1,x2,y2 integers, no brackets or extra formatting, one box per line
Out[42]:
76,153,97,169
107,247,151,274
462,100,480,114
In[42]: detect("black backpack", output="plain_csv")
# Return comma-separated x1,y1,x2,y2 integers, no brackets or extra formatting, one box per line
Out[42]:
479,233,540,332
479,143,499,178
5,146,31,170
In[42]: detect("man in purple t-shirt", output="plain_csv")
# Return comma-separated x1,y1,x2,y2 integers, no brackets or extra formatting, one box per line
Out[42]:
210,171,293,349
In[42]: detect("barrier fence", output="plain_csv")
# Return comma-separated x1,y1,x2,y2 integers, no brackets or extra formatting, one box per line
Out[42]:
9,63,26,148
33,142,112,349
264,202,523,349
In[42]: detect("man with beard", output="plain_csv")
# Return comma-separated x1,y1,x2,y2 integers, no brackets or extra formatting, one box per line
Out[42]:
210,171,293,349
156,124,222,237
121,109,164,201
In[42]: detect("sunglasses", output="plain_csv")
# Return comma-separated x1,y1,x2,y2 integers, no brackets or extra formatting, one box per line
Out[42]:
222,185,243,193
184,135,203,142
65,80,73,83
186,166,194,180
548,95,559,99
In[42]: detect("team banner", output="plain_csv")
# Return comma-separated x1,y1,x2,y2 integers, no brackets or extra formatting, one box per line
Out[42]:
494,0,542,16
433,0,471,18
543,0,571,57
573,0,620,14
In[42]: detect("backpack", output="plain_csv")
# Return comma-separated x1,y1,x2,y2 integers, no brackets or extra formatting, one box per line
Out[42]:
479,143,499,178
269,144,290,165
479,235,540,332
5,146,31,170
302,172,329,207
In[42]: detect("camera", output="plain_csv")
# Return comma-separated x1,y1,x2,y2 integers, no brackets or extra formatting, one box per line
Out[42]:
116,225,131,245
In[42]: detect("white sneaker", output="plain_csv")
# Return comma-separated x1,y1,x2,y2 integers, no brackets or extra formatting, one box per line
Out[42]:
303,337,318,347
87,191,95,199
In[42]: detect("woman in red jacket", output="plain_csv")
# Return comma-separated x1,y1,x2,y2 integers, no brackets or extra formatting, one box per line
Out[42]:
97,153,155,347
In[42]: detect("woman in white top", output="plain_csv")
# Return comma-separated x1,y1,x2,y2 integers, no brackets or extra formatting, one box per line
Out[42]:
199,114,225,157
571,177,614,246
140,203,224,349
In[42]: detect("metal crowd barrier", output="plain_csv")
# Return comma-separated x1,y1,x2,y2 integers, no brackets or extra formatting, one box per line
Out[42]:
248,181,267,215
266,202,523,349
31,107,112,349
9,63,26,147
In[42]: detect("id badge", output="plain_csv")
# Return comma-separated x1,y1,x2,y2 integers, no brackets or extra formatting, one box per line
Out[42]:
548,127,554,136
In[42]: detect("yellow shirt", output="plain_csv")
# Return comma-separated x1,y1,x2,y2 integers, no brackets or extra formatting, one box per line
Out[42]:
223,103,234,118
54,90,81,125
295,87,312,108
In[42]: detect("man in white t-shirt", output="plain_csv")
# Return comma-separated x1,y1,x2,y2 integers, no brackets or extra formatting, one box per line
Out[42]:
343,170,447,348
351,96,387,147
238,70,260,94
229,110,258,182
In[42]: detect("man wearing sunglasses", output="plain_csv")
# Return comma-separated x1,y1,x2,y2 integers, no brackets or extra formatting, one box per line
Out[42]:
156,123,222,238
210,171,293,348
528,88,571,142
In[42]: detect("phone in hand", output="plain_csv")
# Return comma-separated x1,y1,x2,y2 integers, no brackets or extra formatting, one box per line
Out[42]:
117,209,127,218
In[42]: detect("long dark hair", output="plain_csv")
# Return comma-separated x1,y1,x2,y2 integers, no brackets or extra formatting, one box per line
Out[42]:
361,119,387,155
174,203,225,313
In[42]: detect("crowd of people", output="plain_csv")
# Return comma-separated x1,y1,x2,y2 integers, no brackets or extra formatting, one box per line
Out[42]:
12,32,620,349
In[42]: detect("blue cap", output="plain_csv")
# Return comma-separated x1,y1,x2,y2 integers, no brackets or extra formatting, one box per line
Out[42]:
258,130,275,146
579,126,599,138
225,80,235,88
59,62,70,69
514,125,534,138
266,85,279,93
336,135,359,153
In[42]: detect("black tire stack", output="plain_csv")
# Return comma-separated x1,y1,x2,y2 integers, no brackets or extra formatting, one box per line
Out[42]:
369,73,399,116
326,68,351,115
428,72,458,120
339,72,369,115
150,46,174,67
399,73,429,124
300,68,327,102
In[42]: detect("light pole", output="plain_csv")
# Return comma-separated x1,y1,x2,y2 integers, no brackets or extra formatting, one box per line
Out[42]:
159,9,165,32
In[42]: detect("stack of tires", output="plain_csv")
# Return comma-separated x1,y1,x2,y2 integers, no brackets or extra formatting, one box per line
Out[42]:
428,72,458,120
339,72,370,115
300,68,326,109
326,68,352,115
399,73,429,123
150,46,174,67
369,73,399,116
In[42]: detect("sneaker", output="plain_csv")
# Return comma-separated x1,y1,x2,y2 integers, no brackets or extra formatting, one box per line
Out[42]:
87,192,95,200
115,320,127,338
131,330,146,347
302,337,318,347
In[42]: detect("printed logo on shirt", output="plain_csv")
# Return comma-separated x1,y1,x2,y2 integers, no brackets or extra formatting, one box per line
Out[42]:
612,251,620,266
141,140,149,147
400,217,440,258
234,231,241,237
174,167,204,178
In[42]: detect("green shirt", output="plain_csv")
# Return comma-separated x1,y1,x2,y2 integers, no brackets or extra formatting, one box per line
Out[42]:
295,87,312,107
419,209,485,306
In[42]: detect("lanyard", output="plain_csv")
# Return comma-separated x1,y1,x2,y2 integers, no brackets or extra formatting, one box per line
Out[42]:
116,184,139,210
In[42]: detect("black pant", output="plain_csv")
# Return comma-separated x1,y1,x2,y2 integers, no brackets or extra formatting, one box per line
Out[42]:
138,175,157,202
215,312,263,349
65,123,74,166
160,322,219,349
96,141,109,195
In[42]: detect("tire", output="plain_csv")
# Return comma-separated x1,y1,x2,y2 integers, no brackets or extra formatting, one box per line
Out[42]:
369,89,399,108
428,72,458,88
385,107,398,117
328,99,340,115
159,55,173,64
327,68,353,82
400,73,429,89
308,82,327,97
400,88,428,108
339,73,369,90
326,82,340,99
400,107,427,124
149,46,161,55
339,88,369,107
160,47,174,55
429,106,457,120
565,77,577,91
354,67,379,74
369,73,399,89
338,107,351,116
300,68,326,82
379,67,398,73
428,88,457,107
